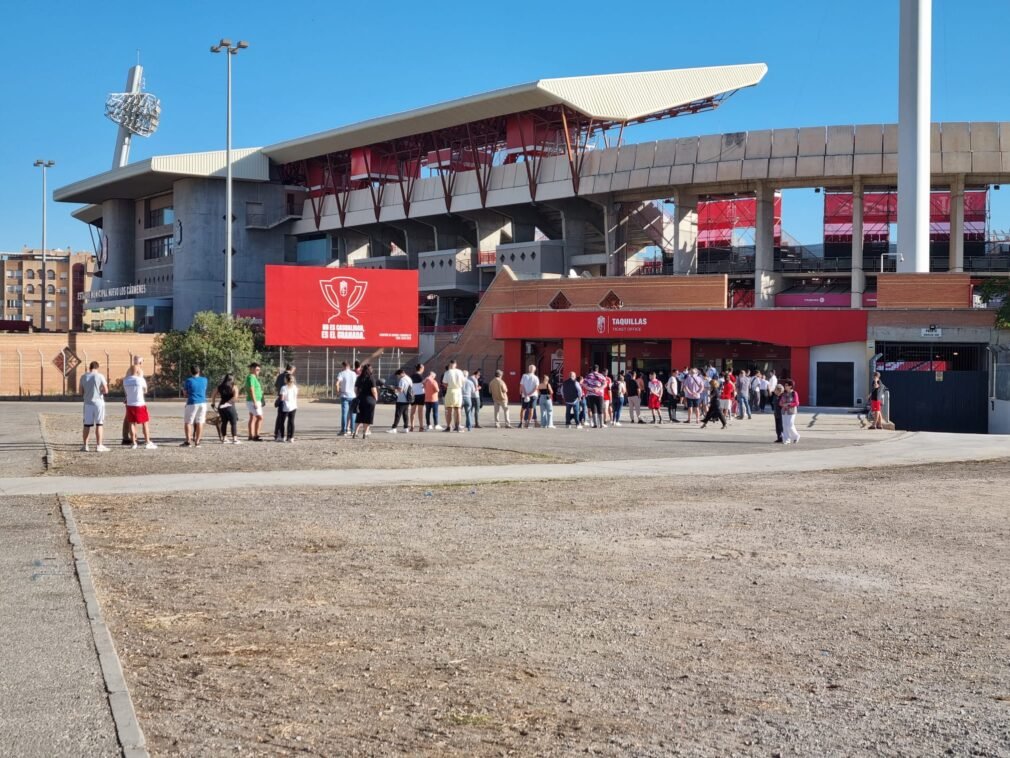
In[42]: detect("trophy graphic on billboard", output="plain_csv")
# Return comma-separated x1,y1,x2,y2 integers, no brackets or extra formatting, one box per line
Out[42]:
596,315,607,335
320,276,367,323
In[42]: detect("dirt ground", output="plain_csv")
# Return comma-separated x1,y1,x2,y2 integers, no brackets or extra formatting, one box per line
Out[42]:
70,460,1010,757
41,414,570,476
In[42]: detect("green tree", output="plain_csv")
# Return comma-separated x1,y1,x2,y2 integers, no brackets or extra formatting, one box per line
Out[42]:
153,312,265,393
975,278,1010,329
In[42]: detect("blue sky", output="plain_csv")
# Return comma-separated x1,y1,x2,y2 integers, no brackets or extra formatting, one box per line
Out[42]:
2,0,1008,252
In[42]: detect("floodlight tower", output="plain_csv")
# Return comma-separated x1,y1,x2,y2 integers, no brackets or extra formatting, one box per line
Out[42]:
105,65,161,169
210,38,249,317
897,0,931,273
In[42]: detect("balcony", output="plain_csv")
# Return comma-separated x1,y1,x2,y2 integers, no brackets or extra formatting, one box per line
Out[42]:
495,240,566,276
418,248,479,295
353,256,409,271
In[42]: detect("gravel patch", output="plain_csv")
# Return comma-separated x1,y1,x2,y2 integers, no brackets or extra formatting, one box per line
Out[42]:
71,461,1010,756
41,414,568,476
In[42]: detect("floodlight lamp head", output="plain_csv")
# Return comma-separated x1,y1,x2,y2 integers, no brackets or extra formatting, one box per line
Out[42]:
105,89,161,137
236,40,249,49
210,45,221,53
219,38,232,47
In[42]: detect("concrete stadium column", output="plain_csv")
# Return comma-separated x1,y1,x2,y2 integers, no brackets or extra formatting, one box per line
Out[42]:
563,337,582,377
851,179,865,309
399,220,436,268
754,183,781,308
789,346,811,405
897,0,932,273
503,338,524,399
949,174,965,273
99,199,136,289
336,231,370,266
672,191,698,275
461,210,510,253
671,338,692,371
423,217,477,250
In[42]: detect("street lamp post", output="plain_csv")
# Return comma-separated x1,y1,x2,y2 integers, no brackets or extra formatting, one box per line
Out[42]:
33,160,55,331
210,38,249,317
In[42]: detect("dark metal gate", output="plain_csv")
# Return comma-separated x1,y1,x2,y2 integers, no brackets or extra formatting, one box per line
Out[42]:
876,342,988,434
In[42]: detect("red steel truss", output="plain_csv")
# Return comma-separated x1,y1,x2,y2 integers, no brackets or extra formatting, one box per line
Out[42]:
281,96,727,229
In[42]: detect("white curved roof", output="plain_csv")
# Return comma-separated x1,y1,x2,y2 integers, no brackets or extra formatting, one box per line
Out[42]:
262,64,768,164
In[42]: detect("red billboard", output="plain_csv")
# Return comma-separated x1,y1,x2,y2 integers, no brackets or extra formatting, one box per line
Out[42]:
264,265,418,348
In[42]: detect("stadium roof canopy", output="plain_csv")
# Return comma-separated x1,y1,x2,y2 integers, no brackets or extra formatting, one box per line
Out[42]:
262,64,768,165
54,148,269,205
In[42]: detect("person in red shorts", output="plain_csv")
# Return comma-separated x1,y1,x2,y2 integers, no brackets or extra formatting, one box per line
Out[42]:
646,371,664,423
868,376,884,429
123,364,157,449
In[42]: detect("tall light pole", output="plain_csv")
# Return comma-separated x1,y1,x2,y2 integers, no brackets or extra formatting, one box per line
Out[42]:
33,160,55,331
897,0,931,273
210,38,249,316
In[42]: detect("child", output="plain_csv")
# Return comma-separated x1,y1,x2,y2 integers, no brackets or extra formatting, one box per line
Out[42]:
647,372,664,424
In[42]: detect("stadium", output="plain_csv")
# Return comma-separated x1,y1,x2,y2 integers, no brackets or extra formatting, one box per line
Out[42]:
54,64,1010,433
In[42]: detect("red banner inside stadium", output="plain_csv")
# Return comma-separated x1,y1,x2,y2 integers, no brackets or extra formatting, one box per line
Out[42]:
824,190,987,242
698,196,782,248
264,265,418,347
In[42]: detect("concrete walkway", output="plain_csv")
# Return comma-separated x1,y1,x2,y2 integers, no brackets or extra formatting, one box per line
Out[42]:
3,429,1007,497
0,494,120,757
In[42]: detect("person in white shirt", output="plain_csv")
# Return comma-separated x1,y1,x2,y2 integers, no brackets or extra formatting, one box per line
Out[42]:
277,371,298,442
123,365,156,450
665,372,680,423
80,361,110,452
441,360,466,432
766,370,778,397
519,365,540,429
336,361,358,436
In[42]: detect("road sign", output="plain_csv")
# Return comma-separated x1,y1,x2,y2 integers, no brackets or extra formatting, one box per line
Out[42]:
52,348,81,376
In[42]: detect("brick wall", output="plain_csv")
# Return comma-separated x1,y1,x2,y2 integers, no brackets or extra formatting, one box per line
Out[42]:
0,333,157,396
877,273,973,309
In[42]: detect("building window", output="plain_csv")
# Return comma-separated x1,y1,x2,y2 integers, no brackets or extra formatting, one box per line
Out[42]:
146,205,175,228
47,284,55,295
58,287,67,294
4,271,12,278
45,314,54,322
5,299,20,308
47,270,55,280
60,272,68,279
26,270,34,280
25,284,34,294
144,235,174,260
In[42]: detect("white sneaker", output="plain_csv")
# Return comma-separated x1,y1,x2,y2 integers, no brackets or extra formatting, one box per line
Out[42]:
80,445,90,452
547,424,556,429
233,438,242,445
223,438,232,444
386,429,398,434
131,442,138,449
434,425,443,431
95,445,110,453
145,442,157,450
614,422,622,427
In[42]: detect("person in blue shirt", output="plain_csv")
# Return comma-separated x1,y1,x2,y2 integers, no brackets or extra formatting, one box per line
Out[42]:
182,365,209,447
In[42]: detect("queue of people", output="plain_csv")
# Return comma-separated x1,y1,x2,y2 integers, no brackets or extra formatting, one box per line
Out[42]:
78,357,804,449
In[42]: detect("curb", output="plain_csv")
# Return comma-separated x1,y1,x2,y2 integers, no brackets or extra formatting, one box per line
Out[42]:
58,494,149,758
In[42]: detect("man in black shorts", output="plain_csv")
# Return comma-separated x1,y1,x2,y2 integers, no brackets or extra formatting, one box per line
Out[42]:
409,363,425,432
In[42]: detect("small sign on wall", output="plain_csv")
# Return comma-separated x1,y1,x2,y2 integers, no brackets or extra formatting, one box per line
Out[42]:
935,371,944,382
921,326,942,338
